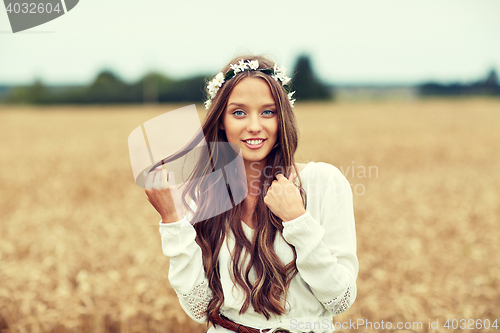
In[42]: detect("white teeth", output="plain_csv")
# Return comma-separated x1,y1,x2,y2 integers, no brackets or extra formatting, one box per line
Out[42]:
246,139,264,145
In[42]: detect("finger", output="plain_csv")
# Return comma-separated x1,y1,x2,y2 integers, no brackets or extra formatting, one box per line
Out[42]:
276,173,284,180
168,171,175,186
162,165,169,189
264,190,273,201
263,193,270,205
160,169,168,190
169,171,184,217
289,172,297,182
153,167,168,190
144,170,154,189
153,169,165,189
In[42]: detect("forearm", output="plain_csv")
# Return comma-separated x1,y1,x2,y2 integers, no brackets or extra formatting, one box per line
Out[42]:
282,211,357,315
159,217,212,323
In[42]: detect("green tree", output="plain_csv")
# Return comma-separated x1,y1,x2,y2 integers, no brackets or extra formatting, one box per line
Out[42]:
158,75,205,103
483,68,500,95
86,70,137,103
138,72,174,103
291,55,332,101
5,78,52,104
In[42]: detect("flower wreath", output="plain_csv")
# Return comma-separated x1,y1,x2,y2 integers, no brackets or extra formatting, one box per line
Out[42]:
204,59,296,109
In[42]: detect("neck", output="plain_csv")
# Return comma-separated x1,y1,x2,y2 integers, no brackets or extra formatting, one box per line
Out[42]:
244,160,266,197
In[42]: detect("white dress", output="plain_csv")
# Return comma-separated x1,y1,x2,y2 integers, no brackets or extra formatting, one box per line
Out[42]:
159,162,358,333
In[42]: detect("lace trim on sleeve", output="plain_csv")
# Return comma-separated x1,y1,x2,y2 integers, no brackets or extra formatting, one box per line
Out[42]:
322,277,357,316
176,280,213,322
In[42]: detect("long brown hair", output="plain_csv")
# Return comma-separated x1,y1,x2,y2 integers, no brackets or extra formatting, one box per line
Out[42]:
182,55,306,325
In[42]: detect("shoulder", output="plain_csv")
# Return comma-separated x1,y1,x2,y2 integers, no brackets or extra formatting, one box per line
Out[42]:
300,161,351,197
300,161,346,182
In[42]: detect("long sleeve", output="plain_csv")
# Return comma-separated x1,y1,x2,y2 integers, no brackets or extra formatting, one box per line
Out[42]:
282,163,358,316
159,217,212,323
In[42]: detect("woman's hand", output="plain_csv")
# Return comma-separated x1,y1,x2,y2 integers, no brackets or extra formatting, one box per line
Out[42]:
264,173,306,222
144,166,184,224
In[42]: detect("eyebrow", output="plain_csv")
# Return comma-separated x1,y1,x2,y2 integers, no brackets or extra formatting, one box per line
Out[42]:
227,102,276,107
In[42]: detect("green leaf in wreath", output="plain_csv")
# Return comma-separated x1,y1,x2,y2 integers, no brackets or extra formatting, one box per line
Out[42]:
225,70,235,81
260,69,274,76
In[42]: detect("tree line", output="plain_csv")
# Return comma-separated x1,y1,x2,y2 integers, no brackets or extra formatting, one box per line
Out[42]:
0,55,332,105
1,57,498,105
418,69,500,97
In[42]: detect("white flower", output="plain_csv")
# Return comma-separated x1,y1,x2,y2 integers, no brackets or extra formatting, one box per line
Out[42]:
288,91,296,107
248,60,259,70
272,71,290,85
237,59,248,71
230,63,241,73
205,61,294,110
207,81,218,98
205,99,212,109
277,73,291,85
230,59,249,74
214,72,225,87
273,63,286,75
206,71,225,99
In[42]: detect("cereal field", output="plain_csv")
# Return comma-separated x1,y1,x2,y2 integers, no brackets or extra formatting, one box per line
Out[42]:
0,99,499,333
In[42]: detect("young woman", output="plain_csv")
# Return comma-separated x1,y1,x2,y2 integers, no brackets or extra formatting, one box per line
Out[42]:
144,55,358,333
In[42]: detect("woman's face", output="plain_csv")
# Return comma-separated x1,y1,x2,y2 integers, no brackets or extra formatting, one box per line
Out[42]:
221,77,278,167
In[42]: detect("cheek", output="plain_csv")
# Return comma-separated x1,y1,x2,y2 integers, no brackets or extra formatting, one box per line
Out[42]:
220,114,232,135
222,119,238,141
220,113,228,130
270,120,279,139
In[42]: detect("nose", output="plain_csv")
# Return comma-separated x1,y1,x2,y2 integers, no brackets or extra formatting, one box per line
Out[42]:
246,114,262,133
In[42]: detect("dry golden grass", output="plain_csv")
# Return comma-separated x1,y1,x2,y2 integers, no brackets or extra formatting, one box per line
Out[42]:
0,99,499,333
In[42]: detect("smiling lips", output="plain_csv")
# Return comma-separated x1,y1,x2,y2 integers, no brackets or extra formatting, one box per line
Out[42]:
242,138,266,149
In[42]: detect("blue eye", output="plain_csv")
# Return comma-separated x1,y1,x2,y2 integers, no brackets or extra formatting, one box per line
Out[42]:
262,110,275,116
233,110,245,116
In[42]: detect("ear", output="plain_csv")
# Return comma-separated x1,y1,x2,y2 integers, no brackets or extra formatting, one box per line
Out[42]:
219,122,225,130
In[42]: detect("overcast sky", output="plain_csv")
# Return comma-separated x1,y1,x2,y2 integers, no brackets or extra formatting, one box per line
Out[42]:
1,0,499,85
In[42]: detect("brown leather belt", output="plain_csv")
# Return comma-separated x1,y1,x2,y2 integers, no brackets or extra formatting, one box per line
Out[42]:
212,313,291,333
